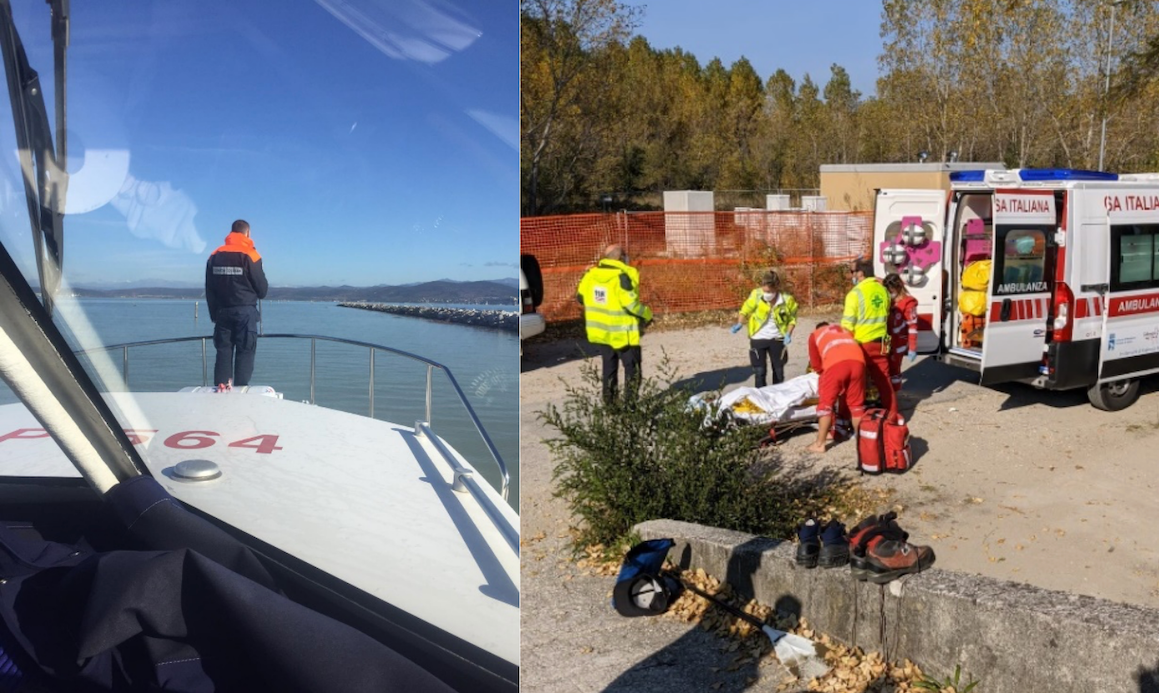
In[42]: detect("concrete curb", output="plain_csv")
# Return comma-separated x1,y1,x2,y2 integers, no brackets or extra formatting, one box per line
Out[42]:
636,519,1159,693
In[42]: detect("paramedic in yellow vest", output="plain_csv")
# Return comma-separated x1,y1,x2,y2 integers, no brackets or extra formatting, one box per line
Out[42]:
732,270,798,387
576,244,653,403
842,258,895,414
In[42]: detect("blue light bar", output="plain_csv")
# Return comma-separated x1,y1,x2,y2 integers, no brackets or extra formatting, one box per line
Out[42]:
1017,168,1118,181
949,170,986,182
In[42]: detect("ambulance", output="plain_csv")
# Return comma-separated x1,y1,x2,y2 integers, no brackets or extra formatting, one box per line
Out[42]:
873,169,1159,411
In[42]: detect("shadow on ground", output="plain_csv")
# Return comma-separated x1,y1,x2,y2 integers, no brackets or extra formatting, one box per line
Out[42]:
669,366,753,394
521,336,592,373
908,436,929,469
602,537,801,692
991,382,1088,410
892,357,1159,420
1138,660,1159,693
890,359,977,425
994,375,1159,412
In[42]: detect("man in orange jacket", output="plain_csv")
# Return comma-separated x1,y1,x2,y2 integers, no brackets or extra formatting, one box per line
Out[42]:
206,220,269,389
806,322,867,454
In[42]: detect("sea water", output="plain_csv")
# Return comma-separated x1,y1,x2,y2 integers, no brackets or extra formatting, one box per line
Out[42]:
3,298,521,509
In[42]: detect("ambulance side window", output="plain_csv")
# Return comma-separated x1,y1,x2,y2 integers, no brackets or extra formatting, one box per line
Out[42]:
1110,224,1159,290
993,228,1048,295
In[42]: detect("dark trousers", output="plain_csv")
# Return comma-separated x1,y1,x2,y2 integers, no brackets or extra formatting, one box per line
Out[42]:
749,338,785,388
595,343,641,404
213,306,260,386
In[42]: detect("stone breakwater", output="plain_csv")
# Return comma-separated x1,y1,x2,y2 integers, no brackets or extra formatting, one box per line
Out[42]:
339,302,517,332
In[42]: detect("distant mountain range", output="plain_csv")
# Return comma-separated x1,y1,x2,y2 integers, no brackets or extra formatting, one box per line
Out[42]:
65,278,518,305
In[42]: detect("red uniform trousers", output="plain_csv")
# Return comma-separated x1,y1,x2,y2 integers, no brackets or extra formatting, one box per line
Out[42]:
816,360,867,420
860,340,895,413
888,350,905,393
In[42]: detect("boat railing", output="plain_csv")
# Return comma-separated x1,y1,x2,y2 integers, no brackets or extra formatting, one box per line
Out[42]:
74,333,510,501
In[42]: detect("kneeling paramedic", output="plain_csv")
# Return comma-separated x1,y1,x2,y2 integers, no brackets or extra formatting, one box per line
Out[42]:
806,322,866,454
576,244,653,404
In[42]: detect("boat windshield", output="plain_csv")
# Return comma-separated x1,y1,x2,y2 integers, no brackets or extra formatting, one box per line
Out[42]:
0,0,518,499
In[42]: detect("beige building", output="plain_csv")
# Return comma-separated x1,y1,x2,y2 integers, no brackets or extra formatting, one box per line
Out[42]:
820,162,1005,212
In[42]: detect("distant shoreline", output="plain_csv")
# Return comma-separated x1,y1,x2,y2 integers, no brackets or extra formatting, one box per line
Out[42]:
339,302,517,332
49,277,516,304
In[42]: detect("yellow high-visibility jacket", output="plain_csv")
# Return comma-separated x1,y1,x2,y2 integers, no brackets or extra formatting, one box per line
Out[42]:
576,259,652,349
841,278,890,343
739,289,798,338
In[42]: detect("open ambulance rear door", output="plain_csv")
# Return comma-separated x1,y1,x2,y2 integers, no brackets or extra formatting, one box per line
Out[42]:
979,190,1056,385
872,190,946,353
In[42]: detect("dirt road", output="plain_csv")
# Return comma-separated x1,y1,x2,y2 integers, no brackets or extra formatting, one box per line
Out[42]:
520,317,1159,689
523,316,1159,599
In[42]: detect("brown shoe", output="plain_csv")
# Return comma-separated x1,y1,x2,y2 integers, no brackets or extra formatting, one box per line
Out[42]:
860,532,935,584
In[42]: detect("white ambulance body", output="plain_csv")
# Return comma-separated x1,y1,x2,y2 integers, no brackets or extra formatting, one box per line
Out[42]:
873,168,1159,410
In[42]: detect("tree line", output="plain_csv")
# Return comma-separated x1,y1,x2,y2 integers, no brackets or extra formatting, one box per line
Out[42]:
521,0,1159,216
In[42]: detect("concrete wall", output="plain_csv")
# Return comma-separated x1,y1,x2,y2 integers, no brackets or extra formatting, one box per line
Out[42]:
636,519,1159,693
820,163,1005,212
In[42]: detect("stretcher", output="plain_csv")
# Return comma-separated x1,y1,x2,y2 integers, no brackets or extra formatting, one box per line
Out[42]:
690,373,824,445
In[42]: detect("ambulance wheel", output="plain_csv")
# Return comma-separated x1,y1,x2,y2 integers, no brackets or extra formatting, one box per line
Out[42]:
1087,379,1140,411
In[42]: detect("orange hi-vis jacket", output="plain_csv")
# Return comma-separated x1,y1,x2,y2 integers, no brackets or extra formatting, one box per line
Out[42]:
807,324,865,374
205,232,268,322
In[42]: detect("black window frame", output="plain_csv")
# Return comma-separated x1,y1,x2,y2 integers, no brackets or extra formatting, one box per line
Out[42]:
1110,223,1159,292
991,224,1054,296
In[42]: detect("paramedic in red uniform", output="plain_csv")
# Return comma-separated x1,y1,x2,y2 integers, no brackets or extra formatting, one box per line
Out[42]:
842,259,895,413
806,323,867,454
883,273,919,394
206,220,269,389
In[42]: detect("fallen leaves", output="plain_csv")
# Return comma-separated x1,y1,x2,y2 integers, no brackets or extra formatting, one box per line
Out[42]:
807,647,928,693
662,565,933,692
575,543,630,577
521,531,547,546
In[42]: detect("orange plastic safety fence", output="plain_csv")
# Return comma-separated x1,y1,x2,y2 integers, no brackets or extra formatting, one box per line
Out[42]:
520,211,873,323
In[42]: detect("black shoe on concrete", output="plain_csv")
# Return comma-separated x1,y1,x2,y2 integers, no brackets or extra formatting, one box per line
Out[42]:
796,519,820,568
818,520,849,568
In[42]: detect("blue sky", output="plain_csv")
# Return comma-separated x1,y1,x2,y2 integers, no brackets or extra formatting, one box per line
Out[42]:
624,0,884,97
0,0,517,287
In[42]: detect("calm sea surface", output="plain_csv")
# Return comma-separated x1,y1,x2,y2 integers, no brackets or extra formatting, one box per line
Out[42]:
3,299,520,510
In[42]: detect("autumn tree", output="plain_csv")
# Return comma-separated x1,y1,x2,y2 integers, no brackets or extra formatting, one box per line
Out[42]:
518,0,1159,216
520,0,638,214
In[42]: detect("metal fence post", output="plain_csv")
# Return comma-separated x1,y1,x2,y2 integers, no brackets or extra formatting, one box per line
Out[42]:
122,346,128,390
310,338,316,405
425,365,433,426
369,348,375,418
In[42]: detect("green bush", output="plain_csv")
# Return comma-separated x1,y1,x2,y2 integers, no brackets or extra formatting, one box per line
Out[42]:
539,357,848,550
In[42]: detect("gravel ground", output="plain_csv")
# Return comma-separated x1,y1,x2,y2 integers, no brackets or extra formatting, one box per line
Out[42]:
519,315,1159,690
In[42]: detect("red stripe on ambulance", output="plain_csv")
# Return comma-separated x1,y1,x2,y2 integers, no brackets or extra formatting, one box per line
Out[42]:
1074,297,1105,319
1108,293,1159,317
989,298,1049,322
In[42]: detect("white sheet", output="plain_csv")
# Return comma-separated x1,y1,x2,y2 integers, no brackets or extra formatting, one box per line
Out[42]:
690,372,820,426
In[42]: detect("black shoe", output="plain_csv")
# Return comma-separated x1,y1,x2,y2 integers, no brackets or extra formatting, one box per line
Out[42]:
796,519,820,568
818,520,849,568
